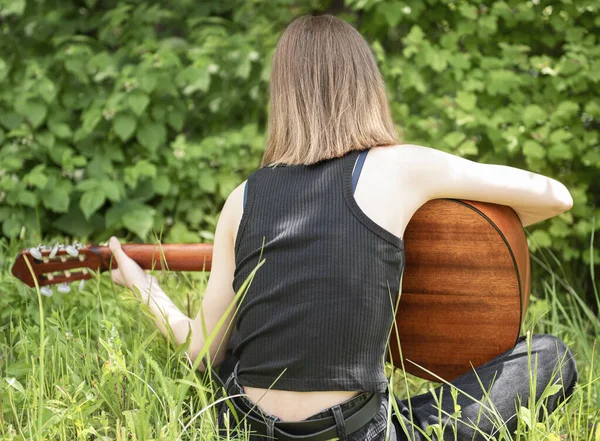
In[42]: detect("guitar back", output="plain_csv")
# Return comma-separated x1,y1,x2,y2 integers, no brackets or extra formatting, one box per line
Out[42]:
390,199,530,381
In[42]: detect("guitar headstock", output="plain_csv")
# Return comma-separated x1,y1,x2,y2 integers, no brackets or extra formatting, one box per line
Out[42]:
11,243,110,295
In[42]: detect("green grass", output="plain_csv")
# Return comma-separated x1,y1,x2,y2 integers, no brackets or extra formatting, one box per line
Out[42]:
0,238,598,440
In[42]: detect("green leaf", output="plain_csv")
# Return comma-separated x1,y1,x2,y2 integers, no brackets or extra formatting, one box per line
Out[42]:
455,91,476,111
127,91,150,116
137,72,158,93
122,205,156,239
404,25,424,46
377,2,404,28
458,3,478,20
0,110,23,130
522,140,545,159
522,105,547,127
36,131,55,149
77,179,101,192
443,132,466,149
539,384,562,401
584,101,600,118
167,108,185,131
180,69,211,95
24,164,48,189
43,180,72,213
106,201,137,228
5,377,25,393
2,218,21,238
548,143,572,161
456,140,478,156
124,160,157,188
152,175,170,196
420,45,448,72
548,129,572,143
48,121,73,139
549,218,571,238
101,180,122,202
529,230,552,250
550,101,579,126
487,70,521,95
80,189,105,220
198,171,217,193
518,406,532,429
478,15,498,38
36,77,57,103
136,120,166,151
80,107,103,136
582,149,600,168
113,112,137,142
15,190,37,207
23,100,48,128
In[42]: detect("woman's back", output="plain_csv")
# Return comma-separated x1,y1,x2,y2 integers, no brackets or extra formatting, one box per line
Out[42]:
232,150,403,419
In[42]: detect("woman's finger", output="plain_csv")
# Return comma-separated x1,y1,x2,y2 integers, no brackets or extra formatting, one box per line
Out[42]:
107,236,151,291
111,268,125,286
109,236,128,265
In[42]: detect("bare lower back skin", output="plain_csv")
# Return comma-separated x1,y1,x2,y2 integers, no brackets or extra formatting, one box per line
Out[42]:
243,386,362,421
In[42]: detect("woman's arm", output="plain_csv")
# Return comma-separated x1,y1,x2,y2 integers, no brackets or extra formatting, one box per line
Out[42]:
110,185,242,371
396,144,573,227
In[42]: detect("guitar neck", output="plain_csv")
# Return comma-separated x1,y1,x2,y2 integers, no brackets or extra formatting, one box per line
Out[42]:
95,243,214,272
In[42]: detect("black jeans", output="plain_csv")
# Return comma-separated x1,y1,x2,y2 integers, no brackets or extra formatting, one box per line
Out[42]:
217,334,578,440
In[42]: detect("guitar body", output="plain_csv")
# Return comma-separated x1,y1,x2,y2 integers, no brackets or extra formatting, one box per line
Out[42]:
389,199,530,381
11,199,530,382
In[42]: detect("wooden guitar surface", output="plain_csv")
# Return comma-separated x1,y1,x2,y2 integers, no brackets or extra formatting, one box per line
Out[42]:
11,199,530,382
390,199,530,381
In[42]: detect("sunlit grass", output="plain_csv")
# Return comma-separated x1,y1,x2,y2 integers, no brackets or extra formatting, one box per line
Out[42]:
0,238,598,440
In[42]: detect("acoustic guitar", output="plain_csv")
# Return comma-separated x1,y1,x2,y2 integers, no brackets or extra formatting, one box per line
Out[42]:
11,199,530,382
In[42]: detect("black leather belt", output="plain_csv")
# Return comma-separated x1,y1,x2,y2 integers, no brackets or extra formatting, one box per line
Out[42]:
227,390,382,441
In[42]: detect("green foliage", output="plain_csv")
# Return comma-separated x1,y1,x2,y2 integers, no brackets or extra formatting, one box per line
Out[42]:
0,0,274,242
0,0,599,290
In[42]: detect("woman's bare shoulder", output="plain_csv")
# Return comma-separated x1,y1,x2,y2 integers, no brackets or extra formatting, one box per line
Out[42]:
221,180,247,243
371,143,452,166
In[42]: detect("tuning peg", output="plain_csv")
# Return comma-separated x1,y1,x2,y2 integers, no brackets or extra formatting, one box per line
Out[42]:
41,286,53,297
29,247,42,260
65,245,79,257
57,283,71,294
49,244,59,259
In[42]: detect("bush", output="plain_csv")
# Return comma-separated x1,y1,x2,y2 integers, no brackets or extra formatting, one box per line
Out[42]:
0,0,598,295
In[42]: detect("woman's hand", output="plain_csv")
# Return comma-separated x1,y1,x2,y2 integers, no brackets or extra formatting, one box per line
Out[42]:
108,237,192,348
109,237,156,293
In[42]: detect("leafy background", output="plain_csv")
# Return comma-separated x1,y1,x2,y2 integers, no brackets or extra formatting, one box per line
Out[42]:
0,0,598,305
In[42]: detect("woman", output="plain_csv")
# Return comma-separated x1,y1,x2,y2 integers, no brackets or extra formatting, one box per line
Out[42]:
109,14,578,441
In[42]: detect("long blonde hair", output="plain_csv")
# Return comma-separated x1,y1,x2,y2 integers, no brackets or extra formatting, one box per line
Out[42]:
262,14,399,166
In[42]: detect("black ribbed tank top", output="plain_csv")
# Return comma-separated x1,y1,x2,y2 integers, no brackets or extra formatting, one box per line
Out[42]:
232,150,404,393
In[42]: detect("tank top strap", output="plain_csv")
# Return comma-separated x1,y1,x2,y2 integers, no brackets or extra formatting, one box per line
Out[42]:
351,149,370,194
